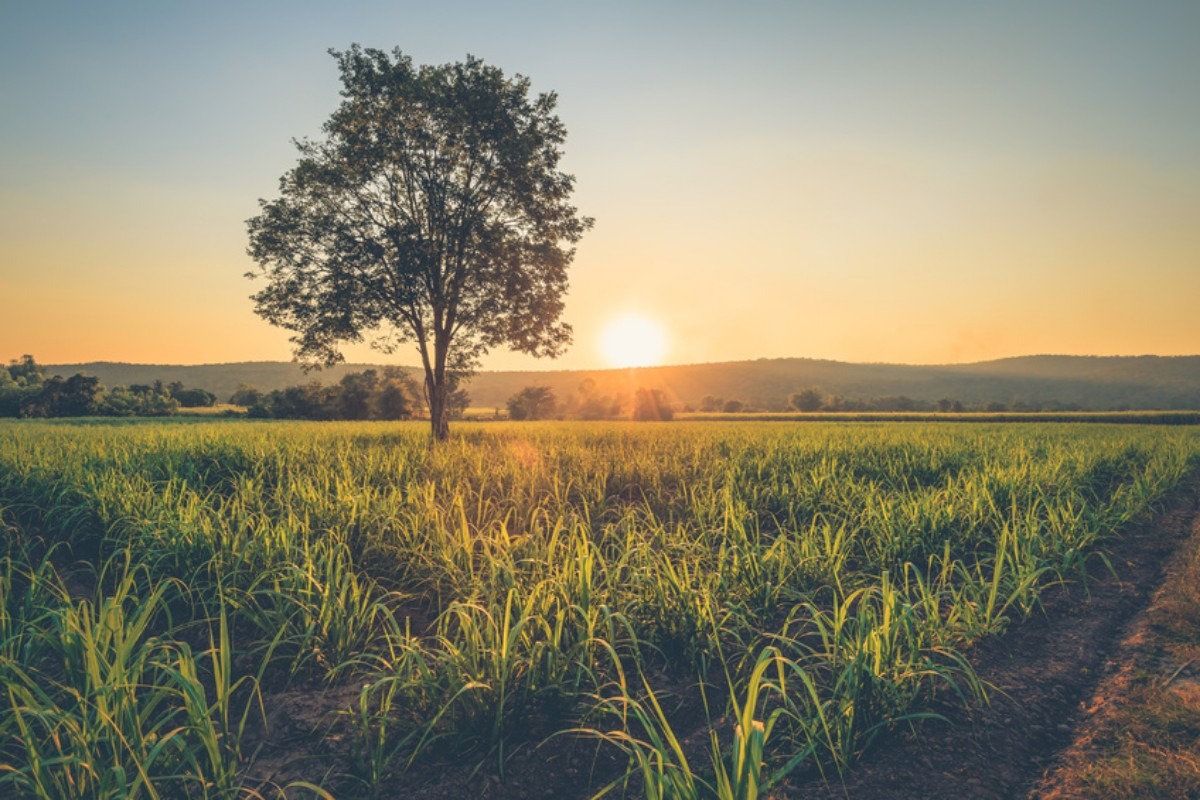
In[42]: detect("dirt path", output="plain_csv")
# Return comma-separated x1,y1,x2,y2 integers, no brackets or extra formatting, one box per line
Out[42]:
1034,494,1200,799
780,486,1200,800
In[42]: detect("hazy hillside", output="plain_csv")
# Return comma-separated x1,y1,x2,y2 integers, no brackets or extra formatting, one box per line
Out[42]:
46,355,1200,411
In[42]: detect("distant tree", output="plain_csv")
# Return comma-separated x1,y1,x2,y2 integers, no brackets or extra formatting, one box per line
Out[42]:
566,378,618,420
2,356,47,416
377,367,421,419
7,355,44,386
339,370,379,420
100,385,178,417
823,394,847,412
169,384,217,408
229,385,262,407
722,399,744,414
699,395,724,413
263,383,340,420
632,388,673,421
507,386,558,421
376,382,414,420
21,374,102,417
936,397,963,413
789,388,825,413
447,379,471,421
98,386,140,417
985,401,1008,413
245,46,592,440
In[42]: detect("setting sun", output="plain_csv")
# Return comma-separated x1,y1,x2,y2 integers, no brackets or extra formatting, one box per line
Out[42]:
599,313,669,368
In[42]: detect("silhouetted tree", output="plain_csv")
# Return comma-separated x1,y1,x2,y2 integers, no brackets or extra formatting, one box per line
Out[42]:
246,46,592,440
566,378,619,420
936,397,963,413
169,383,217,407
507,386,558,420
376,382,415,420
722,399,744,414
789,388,825,412
632,388,673,421
339,370,379,420
377,367,421,419
229,385,262,407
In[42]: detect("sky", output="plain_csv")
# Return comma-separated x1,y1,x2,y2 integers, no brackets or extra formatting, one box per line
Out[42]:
2,1,1198,371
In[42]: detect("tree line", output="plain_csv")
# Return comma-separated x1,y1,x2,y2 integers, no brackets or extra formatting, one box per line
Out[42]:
234,368,451,421
1,356,439,422
2,355,1106,423
699,387,1086,414
503,382,1092,420
1,356,216,418
505,381,673,421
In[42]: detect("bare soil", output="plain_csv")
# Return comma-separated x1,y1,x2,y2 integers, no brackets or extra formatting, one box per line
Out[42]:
780,485,1200,800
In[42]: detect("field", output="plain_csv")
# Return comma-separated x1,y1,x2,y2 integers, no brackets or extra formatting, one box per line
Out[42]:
2,420,1199,798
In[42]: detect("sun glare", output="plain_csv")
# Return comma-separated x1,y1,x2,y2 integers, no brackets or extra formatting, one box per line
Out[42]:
599,313,669,368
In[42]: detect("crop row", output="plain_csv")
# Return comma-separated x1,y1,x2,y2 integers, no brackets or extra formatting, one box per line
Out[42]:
1,421,1197,798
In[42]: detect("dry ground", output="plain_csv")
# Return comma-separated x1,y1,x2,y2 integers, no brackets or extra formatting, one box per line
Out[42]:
780,485,1200,800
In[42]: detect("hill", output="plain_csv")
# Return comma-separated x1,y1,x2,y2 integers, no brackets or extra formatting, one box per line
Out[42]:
44,355,1200,411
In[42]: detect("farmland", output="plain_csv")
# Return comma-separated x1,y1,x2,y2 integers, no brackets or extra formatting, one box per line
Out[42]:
2,420,1198,798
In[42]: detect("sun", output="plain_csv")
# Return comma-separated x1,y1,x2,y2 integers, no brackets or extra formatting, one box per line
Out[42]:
599,313,669,368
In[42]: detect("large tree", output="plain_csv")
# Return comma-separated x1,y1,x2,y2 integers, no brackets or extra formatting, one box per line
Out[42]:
247,46,591,439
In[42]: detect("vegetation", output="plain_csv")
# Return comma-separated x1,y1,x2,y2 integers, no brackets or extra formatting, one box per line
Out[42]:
1036,493,1200,799
506,386,558,420
46,356,1200,416
1,420,1197,797
0,356,220,419
243,369,424,421
245,46,592,440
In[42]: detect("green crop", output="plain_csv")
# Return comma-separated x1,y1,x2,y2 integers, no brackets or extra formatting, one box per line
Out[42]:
1,419,1197,796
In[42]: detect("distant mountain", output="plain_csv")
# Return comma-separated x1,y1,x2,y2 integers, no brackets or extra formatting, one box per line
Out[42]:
45,355,1200,411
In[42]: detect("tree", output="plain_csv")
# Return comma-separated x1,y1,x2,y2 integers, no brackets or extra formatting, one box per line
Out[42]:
566,378,617,420
446,378,471,421
246,46,592,440
377,367,421,419
21,374,102,417
339,370,379,420
507,385,557,420
168,382,217,408
229,385,262,407
100,384,178,417
789,388,825,413
936,397,963,413
632,388,673,421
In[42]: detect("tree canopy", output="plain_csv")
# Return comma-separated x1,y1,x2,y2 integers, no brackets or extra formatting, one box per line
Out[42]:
246,46,592,439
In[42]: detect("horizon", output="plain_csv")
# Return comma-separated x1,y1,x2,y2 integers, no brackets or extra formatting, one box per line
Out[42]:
35,350,1200,376
3,2,1199,369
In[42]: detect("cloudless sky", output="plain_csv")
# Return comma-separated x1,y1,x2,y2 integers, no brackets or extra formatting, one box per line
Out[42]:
2,1,1198,370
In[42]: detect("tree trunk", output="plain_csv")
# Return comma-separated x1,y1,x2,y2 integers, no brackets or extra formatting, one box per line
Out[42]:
425,372,450,441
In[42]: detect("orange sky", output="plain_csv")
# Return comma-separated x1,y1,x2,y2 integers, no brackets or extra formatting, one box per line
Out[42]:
3,2,1198,370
